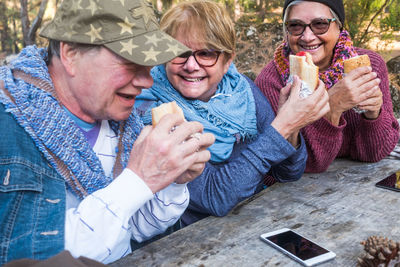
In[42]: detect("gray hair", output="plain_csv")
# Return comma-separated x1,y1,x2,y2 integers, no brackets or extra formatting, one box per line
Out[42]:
46,40,100,65
282,0,342,35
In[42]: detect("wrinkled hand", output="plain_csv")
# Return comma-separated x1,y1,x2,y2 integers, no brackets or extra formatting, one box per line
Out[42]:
357,85,382,119
327,66,382,122
271,76,330,140
127,113,215,193
174,132,215,184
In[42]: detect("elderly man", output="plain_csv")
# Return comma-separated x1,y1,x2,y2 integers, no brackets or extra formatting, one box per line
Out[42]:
0,0,214,264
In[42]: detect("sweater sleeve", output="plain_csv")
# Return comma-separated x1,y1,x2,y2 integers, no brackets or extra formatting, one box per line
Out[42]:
250,75,307,183
255,61,346,173
345,48,399,162
185,78,307,218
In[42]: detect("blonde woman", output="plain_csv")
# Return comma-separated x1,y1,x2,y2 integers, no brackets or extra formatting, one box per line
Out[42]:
136,0,329,225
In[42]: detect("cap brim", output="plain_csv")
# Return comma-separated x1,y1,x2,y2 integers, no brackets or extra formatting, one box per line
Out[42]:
105,30,191,66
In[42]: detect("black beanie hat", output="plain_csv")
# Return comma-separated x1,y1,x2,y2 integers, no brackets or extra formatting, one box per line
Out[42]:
283,0,345,26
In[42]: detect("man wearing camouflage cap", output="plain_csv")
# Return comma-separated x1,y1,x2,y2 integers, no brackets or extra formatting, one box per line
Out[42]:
0,0,214,264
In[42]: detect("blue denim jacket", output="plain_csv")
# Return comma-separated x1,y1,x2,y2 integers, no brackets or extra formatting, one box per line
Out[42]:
0,103,66,264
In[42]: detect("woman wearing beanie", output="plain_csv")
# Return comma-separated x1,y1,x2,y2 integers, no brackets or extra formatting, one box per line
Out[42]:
255,0,399,173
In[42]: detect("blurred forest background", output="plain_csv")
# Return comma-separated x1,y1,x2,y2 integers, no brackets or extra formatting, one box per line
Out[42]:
1,0,400,55
1,0,400,116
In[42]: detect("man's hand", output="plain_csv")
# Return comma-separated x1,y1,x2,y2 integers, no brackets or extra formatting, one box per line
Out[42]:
127,113,215,193
174,131,215,184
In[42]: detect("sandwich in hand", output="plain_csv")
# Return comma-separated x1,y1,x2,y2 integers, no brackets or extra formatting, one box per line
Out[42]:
151,101,185,126
289,51,319,92
343,54,371,74
343,55,371,114
151,101,201,141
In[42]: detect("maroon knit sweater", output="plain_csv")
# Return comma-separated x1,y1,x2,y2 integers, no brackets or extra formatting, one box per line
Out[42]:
255,47,400,173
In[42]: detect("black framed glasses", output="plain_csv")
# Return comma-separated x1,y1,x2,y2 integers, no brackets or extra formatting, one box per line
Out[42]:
171,49,222,67
285,18,337,36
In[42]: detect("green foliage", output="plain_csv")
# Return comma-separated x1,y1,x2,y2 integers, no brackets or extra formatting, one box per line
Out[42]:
381,0,400,31
344,0,379,46
344,0,399,47
0,0,53,53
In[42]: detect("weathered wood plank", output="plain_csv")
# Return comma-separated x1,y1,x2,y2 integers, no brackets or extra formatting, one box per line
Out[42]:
111,156,400,267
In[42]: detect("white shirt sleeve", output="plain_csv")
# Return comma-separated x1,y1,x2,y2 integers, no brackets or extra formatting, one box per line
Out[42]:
64,168,189,264
130,178,189,243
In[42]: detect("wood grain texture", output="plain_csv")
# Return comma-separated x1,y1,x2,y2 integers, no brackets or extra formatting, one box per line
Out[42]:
111,150,400,267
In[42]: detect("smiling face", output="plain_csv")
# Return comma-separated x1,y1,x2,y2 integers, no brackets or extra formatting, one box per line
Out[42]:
60,46,153,122
165,31,233,102
286,1,341,71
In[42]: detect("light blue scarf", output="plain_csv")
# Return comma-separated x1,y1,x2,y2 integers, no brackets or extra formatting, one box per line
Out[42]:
136,64,257,163
0,46,143,199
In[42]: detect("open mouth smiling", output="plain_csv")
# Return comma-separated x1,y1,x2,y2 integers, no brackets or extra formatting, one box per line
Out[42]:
117,92,135,99
180,75,205,82
300,44,321,50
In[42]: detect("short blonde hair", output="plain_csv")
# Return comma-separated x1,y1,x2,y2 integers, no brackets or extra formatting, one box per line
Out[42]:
160,0,235,58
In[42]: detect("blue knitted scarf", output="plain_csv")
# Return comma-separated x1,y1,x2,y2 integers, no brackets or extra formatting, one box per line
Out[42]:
136,64,257,163
0,46,143,199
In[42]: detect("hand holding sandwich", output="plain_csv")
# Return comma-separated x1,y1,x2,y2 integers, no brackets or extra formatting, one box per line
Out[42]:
326,56,383,125
127,104,215,193
271,75,330,148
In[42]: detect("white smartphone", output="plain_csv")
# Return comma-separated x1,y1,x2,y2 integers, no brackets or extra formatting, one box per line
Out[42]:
260,228,336,266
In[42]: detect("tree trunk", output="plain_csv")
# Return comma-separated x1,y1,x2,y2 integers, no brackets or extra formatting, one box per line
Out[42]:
258,0,266,21
0,1,12,53
12,14,19,53
20,0,49,47
223,0,234,21
156,0,163,12
27,0,49,45
234,0,241,21
358,0,393,45
20,0,30,46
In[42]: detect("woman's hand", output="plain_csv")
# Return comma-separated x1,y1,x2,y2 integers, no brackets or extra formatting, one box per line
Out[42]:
271,76,330,146
326,66,382,124
357,85,382,119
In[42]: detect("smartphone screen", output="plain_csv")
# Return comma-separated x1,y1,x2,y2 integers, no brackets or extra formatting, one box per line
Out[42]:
260,228,335,266
375,171,400,192
265,230,328,261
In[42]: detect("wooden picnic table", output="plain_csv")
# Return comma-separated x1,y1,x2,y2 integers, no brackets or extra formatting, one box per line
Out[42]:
111,153,400,267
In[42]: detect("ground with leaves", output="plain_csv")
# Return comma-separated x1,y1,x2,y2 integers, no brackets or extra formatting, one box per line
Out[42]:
234,21,283,80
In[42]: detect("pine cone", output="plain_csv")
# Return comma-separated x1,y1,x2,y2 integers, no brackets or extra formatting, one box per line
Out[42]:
357,236,400,267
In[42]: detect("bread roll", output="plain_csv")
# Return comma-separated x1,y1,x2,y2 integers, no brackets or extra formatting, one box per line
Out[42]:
343,54,371,74
396,172,400,189
151,101,185,126
289,51,319,91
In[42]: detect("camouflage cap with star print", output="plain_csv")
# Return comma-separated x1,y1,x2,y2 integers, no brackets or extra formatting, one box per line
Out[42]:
39,0,191,66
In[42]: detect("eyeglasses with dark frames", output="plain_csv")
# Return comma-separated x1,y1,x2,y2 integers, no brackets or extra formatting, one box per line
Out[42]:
285,18,337,36
171,49,222,67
